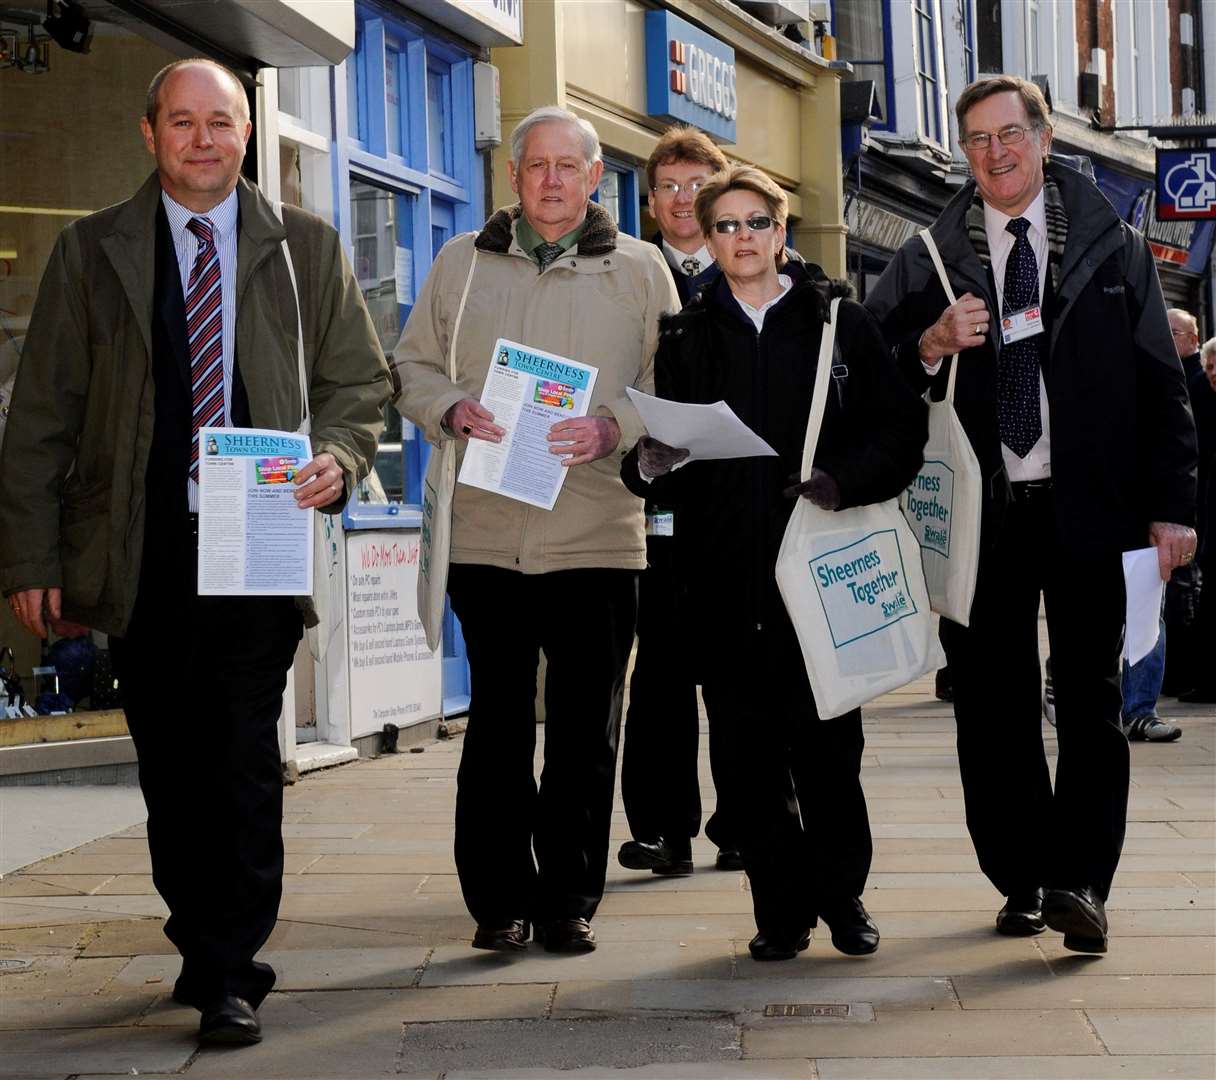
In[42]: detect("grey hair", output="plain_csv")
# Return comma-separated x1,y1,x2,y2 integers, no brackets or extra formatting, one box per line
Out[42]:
1202,337,1216,360
510,106,601,167
1168,308,1199,336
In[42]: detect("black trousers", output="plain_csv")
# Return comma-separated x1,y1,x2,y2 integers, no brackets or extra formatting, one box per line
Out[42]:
701,623,871,935
620,536,740,850
941,485,1128,901
447,563,637,927
111,510,302,1007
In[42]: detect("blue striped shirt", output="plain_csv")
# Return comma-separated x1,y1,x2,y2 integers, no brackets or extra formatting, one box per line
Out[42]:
161,188,239,511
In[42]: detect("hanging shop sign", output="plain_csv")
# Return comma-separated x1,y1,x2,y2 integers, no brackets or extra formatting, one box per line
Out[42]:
1093,162,1215,275
1156,148,1216,221
645,9,737,143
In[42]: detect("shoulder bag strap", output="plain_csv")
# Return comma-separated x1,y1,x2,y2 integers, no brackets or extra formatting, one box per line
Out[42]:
799,296,842,483
272,201,310,435
447,245,479,386
919,228,961,406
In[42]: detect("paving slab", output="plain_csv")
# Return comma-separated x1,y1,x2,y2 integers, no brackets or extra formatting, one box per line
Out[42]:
419,940,733,986
1086,1008,1216,1055
552,975,955,1016
742,1008,1101,1058
953,972,1215,1009
0,990,158,1029
443,1064,814,1080
0,1027,195,1078
397,1017,740,1074
1039,935,1216,975
816,1055,1216,1079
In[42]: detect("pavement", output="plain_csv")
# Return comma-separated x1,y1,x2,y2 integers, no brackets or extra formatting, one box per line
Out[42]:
1,670,1213,1079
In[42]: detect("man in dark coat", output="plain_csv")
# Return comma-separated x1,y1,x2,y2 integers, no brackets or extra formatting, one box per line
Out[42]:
865,76,1197,955
616,126,740,877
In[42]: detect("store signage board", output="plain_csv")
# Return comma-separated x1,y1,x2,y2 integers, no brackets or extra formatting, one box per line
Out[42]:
1093,162,1215,275
411,0,523,47
346,530,442,739
1156,149,1216,221
645,9,737,143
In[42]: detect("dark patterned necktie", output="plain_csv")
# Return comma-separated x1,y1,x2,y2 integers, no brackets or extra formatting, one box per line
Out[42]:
997,217,1044,458
681,256,701,276
186,217,224,481
534,241,564,271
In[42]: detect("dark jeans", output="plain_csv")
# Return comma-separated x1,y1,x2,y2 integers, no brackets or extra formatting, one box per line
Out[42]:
620,536,740,851
942,485,1128,901
447,563,637,927
111,510,302,1007
701,622,871,936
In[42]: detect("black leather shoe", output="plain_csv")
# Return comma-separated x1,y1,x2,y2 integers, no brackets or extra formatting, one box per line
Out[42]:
617,837,693,876
996,888,1047,936
536,917,596,954
198,994,261,1046
818,898,880,956
471,919,530,952
748,927,811,961
1043,886,1108,953
715,848,744,871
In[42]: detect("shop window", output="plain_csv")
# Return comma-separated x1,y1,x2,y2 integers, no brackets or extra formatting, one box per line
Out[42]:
958,0,976,83
593,161,639,237
279,66,331,137
347,20,367,145
427,61,454,177
279,139,334,221
831,0,889,127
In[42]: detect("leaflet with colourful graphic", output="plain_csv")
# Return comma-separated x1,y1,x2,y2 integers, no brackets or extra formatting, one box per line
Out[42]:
198,426,314,596
457,339,598,511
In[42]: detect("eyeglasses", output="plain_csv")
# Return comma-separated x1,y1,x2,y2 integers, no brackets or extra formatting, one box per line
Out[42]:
652,179,708,197
960,124,1036,152
712,216,774,235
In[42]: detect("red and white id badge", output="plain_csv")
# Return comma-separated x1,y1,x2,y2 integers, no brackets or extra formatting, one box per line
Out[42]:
1000,305,1044,345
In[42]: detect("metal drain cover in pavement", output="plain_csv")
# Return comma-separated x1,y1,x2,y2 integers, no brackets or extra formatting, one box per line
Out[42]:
0,958,32,973
763,1003,874,1020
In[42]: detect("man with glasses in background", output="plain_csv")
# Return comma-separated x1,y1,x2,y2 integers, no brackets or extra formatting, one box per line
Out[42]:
616,126,743,879
866,76,1197,955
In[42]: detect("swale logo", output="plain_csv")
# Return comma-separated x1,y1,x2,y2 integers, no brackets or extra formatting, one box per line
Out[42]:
809,528,918,648
902,460,955,558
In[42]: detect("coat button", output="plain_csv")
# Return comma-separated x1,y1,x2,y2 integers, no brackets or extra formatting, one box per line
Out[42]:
603,259,610,265
569,260,577,267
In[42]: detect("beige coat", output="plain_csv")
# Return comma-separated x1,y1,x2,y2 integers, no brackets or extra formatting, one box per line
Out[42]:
394,203,680,573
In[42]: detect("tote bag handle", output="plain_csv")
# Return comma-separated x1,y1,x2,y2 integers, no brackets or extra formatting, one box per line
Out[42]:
447,247,479,388
799,296,843,483
918,229,962,406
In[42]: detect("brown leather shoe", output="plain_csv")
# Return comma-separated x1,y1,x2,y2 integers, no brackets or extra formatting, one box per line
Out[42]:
471,919,529,952
536,917,596,953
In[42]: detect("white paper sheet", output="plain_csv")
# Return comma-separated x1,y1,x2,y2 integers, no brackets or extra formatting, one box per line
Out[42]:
198,427,314,596
458,339,598,511
1122,546,1164,667
625,386,777,461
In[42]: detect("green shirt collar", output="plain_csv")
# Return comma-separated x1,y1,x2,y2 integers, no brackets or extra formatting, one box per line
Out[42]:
515,213,586,265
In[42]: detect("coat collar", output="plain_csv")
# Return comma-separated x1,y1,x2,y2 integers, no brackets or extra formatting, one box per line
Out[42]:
475,201,618,257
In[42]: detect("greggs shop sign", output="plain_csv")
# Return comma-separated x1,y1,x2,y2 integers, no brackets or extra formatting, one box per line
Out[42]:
645,9,737,142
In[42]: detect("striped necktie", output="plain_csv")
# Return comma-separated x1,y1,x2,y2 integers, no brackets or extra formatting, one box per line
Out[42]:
185,216,224,481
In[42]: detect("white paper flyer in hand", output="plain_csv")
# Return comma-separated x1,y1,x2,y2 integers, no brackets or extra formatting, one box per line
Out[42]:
198,427,314,596
625,386,777,461
1122,546,1164,667
458,339,598,511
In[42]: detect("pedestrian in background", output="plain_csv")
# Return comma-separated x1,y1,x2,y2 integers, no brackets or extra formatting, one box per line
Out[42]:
623,164,926,962
865,75,1197,954
617,125,742,879
0,59,388,1044
394,106,678,956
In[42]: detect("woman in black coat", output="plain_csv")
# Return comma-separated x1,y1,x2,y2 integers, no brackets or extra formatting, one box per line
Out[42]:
622,165,926,961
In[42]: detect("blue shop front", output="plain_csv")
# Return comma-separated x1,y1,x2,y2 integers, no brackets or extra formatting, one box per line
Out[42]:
286,0,522,758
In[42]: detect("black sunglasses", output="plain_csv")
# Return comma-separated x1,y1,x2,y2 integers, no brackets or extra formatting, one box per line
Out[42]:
712,216,775,235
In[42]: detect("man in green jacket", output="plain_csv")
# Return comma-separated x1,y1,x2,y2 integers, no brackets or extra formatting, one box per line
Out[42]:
0,59,388,1045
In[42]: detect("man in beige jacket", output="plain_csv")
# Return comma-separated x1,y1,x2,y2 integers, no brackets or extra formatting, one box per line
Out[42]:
395,105,678,955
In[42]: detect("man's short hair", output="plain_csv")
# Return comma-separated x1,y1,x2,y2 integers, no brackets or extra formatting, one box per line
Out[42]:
955,75,1052,138
1202,337,1216,362
693,164,789,236
1169,308,1200,337
510,106,601,168
146,58,249,127
645,125,728,191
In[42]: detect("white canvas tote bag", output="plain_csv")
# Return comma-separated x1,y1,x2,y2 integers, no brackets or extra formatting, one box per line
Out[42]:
775,298,944,718
418,246,479,652
897,229,983,626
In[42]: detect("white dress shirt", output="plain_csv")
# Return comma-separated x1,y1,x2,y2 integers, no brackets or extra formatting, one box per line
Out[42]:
661,238,713,279
984,188,1051,481
736,274,793,333
161,188,239,512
